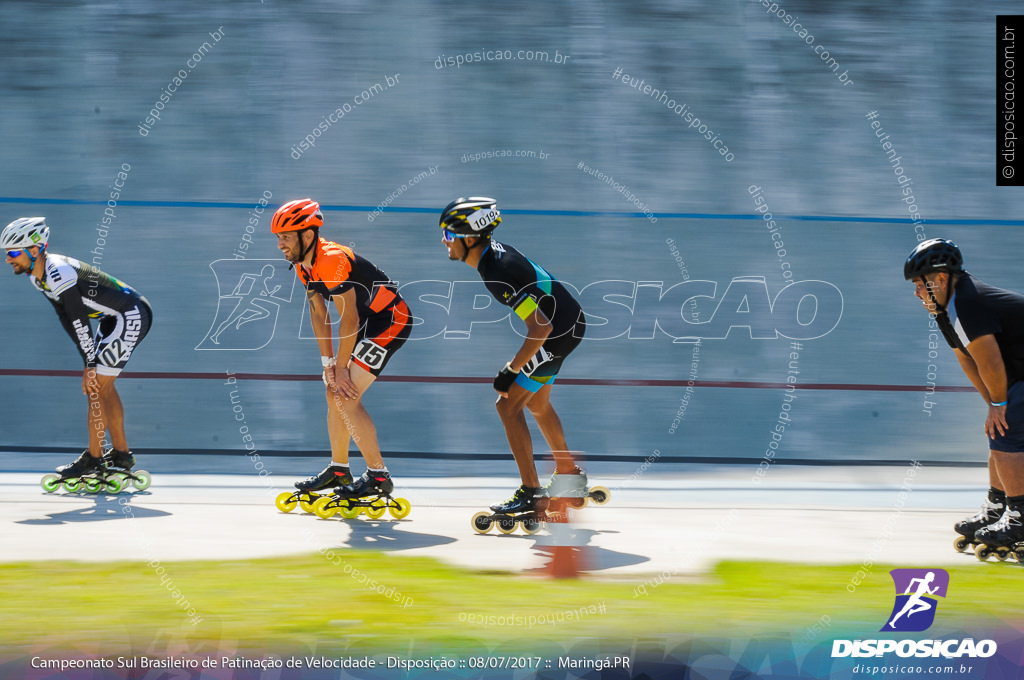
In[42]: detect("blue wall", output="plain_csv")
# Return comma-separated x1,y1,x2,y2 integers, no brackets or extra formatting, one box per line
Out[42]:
0,1,1016,464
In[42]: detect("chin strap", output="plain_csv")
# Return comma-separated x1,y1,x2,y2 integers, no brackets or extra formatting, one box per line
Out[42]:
921,273,955,314
923,279,943,314
461,236,488,262
288,229,318,271
27,247,43,274
925,274,968,353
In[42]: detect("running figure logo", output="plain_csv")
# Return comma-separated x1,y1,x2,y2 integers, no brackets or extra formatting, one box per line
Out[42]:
881,568,949,632
196,260,295,350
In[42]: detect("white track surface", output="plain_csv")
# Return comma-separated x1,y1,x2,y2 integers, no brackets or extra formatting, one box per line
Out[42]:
0,466,992,575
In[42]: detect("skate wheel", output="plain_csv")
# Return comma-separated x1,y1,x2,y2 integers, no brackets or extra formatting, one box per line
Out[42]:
567,496,587,509
471,512,493,534
312,496,337,519
105,475,125,493
83,478,102,494
389,498,412,520
976,546,993,561
41,474,61,493
953,536,971,553
521,517,543,535
275,492,298,513
1014,548,1024,562
589,486,610,505
338,500,361,520
995,547,1011,562
299,492,320,514
132,470,152,491
496,515,518,535
62,478,81,492
364,499,387,520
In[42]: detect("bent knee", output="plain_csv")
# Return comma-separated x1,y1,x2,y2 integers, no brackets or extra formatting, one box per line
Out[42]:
495,398,524,418
95,377,119,394
526,397,550,416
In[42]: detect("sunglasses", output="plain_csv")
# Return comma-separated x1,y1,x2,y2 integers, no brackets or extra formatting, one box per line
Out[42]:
441,229,470,243
6,249,24,258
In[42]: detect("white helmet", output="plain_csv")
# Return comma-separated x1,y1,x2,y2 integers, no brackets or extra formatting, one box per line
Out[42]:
1,217,49,251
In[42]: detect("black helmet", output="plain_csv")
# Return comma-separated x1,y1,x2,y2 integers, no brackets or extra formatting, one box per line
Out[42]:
904,239,963,280
439,196,501,236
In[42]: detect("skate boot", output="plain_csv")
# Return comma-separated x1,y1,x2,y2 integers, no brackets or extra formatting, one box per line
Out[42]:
104,448,135,471
953,494,1004,553
472,485,548,535
276,464,353,514
309,469,411,521
490,485,547,513
294,464,352,491
545,466,589,507
56,450,107,477
342,469,395,498
974,506,1024,562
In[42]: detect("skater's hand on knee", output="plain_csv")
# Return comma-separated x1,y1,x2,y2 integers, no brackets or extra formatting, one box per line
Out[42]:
335,367,359,400
493,362,519,397
82,367,99,396
986,404,1008,439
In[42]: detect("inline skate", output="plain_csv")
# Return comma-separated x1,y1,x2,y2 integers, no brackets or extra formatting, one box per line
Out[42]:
953,495,1003,554
103,448,152,491
472,484,549,535
973,506,1024,562
40,449,148,494
544,466,611,508
276,463,353,514
311,470,411,520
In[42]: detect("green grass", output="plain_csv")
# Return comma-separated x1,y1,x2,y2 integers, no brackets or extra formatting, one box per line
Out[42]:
3,554,1022,653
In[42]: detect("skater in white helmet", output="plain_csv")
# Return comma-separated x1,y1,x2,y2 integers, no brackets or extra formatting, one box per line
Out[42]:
3,217,152,485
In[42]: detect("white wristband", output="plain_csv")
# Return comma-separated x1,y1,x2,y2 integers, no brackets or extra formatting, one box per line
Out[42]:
321,356,336,368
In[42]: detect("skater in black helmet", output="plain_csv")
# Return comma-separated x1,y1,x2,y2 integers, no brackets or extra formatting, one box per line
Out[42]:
3,217,153,491
439,197,590,525
905,239,1024,559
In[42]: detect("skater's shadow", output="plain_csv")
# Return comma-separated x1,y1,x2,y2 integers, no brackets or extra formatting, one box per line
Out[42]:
338,519,456,552
18,493,170,525
529,527,650,572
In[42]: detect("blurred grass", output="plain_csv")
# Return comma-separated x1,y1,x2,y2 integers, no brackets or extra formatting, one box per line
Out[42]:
3,555,1022,653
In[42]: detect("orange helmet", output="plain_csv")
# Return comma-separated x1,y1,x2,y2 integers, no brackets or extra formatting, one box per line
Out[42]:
271,198,324,233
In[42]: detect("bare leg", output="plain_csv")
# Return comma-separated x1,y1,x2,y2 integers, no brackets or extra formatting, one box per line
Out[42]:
83,370,105,457
325,385,352,465
496,384,540,488
991,450,1024,496
989,451,1005,491
86,388,105,458
96,375,127,452
327,365,383,469
525,383,577,474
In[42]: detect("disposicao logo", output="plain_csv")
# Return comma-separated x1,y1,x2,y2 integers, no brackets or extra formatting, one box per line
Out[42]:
831,568,997,659
881,568,948,632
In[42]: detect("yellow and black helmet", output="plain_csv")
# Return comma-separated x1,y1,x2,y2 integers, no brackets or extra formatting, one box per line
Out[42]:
439,196,501,237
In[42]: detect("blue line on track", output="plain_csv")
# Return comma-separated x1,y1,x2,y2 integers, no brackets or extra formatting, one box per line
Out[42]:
0,196,1020,226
